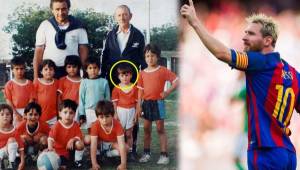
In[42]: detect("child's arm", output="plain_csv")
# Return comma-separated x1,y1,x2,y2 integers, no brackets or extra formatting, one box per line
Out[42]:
47,138,54,151
18,150,25,170
78,81,86,124
117,135,127,170
113,102,119,120
136,89,143,119
90,136,100,170
160,79,179,99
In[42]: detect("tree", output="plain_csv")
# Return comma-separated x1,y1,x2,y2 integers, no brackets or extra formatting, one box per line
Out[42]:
150,23,178,51
3,4,112,69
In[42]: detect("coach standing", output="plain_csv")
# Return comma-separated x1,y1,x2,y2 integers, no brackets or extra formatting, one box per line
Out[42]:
101,5,146,160
33,0,89,79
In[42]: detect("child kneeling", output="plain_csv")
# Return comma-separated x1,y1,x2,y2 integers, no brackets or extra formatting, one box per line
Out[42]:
89,100,127,170
47,99,84,169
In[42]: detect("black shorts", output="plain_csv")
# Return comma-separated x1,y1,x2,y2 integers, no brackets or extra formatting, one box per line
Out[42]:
141,100,166,121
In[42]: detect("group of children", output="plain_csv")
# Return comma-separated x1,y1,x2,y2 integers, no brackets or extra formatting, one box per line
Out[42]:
1,43,178,169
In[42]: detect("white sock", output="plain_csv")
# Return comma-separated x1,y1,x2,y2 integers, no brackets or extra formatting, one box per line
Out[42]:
7,142,18,162
74,150,84,161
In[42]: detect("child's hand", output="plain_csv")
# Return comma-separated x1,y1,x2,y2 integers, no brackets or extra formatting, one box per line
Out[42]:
66,138,75,150
15,113,23,122
79,115,86,125
160,91,169,99
133,112,139,124
47,147,54,152
117,163,127,170
92,163,101,170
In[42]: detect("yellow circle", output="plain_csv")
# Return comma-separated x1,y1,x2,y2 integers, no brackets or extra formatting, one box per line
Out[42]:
109,60,139,90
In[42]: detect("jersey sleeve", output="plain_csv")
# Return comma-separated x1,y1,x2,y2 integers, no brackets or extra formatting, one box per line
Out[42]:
78,80,86,116
229,49,267,71
114,120,124,137
3,81,12,103
78,28,89,45
163,67,178,83
111,87,119,103
35,21,47,46
104,80,111,100
90,122,99,137
137,71,144,90
48,123,58,142
74,123,83,140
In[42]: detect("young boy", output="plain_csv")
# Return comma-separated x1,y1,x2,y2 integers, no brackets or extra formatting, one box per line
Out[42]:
48,99,84,169
58,55,82,104
137,44,178,165
78,56,110,129
4,57,34,125
90,100,127,170
16,102,50,162
112,63,138,161
0,104,25,170
34,59,59,126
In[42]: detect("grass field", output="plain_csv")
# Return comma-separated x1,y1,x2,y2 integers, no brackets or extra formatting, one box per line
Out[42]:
0,90,178,170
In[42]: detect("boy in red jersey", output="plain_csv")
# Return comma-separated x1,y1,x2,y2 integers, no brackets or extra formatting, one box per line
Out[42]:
16,102,49,162
112,63,139,161
4,57,34,125
90,100,126,170
48,99,84,169
137,44,178,165
0,104,24,170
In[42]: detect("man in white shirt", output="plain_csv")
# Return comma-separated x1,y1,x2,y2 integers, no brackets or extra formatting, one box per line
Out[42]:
33,0,89,79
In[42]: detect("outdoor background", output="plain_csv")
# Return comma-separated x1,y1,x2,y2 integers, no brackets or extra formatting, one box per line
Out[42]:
179,0,300,169
0,0,179,169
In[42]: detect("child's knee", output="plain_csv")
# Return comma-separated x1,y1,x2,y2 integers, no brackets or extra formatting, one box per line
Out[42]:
75,140,84,150
156,127,165,135
84,135,90,145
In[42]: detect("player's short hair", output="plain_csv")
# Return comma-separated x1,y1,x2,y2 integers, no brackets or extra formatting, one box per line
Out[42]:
40,59,57,72
117,63,133,75
59,99,78,112
64,55,81,75
50,0,71,9
11,57,25,69
115,5,132,15
95,100,115,117
84,57,100,70
144,43,161,58
24,102,42,116
0,104,13,123
246,13,278,47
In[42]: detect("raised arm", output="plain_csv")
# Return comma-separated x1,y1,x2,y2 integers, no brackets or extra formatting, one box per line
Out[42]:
180,0,232,63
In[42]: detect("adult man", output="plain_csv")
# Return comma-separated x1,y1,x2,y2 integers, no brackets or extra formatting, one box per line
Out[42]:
101,5,145,161
33,0,88,79
181,0,299,169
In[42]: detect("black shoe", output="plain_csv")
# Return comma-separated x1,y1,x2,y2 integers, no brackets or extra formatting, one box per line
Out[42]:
127,152,137,162
74,160,83,168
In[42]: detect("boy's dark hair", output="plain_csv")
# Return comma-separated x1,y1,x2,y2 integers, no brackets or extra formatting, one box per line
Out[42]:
144,44,161,58
40,59,57,72
84,57,100,70
95,100,115,117
64,55,81,75
11,57,25,69
0,104,13,123
117,63,133,75
59,99,78,112
50,0,71,9
24,102,42,116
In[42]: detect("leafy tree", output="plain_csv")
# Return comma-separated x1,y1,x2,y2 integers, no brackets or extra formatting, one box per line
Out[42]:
3,4,112,69
150,23,178,51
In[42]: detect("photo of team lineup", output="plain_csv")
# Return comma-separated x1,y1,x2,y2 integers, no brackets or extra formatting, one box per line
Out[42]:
1,0,300,169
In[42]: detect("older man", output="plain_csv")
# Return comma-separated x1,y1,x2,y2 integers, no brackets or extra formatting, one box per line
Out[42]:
101,5,145,161
33,0,88,79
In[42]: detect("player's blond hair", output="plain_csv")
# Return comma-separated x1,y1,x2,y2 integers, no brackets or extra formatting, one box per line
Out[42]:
246,13,278,47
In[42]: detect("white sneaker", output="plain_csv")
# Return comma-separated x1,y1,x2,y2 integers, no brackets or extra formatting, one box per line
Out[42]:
157,155,169,165
139,153,151,163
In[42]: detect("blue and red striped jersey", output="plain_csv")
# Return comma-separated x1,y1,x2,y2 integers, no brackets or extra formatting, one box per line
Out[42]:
230,49,300,152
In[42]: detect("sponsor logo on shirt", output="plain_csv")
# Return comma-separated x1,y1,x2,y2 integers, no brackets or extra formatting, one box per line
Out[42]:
132,42,139,48
282,70,293,80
